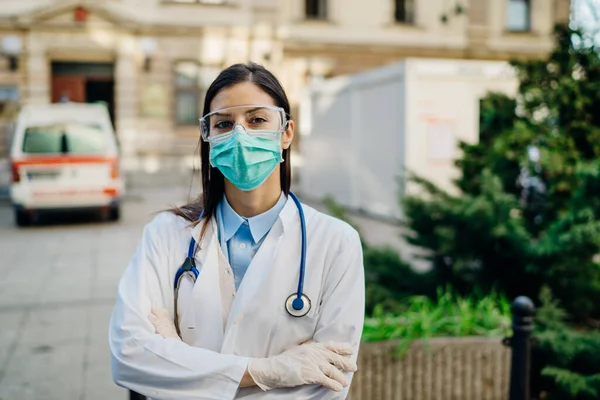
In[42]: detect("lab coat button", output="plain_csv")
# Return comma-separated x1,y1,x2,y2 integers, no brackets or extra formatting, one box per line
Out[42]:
239,243,247,249
235,315,242,324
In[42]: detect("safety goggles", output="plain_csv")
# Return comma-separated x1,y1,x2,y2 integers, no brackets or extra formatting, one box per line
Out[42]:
199,105,287,142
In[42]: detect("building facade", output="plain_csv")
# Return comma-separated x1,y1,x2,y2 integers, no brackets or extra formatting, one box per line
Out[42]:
0,0,571,163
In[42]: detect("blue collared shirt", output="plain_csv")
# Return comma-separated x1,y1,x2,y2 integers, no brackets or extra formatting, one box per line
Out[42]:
216,193,287,289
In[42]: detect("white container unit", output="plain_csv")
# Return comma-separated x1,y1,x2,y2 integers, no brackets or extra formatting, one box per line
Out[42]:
298,58,518,220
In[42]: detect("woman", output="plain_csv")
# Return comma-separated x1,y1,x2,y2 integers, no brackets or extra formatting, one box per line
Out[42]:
109,62,365,399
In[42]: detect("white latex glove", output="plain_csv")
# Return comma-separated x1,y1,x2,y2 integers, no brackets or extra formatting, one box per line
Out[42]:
248,341,357,392
148,308,181,340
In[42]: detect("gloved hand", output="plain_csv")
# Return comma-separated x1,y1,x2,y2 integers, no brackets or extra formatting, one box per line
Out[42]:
248,341,357,392
148,308,181,340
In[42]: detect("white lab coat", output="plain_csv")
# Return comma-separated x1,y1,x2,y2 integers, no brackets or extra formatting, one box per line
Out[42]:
109,197,365,400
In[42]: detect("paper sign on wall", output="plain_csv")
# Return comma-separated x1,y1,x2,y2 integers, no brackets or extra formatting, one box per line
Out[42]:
427,122,455,161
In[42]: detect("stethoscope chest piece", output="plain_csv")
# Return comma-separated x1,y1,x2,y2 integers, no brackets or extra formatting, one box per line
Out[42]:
285,293,311,317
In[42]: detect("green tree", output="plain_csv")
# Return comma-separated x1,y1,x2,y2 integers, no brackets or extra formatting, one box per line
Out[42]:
400,23,600,399
531,287,600,400
402,24,600,322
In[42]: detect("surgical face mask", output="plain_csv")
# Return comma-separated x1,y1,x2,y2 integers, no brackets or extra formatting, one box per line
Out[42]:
209,125,283,191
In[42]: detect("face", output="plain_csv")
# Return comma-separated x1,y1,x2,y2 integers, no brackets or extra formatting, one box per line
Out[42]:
209,82,294,150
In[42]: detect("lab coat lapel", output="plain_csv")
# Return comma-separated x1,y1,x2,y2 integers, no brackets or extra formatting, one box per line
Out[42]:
225,224,284,331
222,197,298,350
187,220,224,351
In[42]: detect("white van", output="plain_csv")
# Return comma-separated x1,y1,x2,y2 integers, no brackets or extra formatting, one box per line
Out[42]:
9,103,124,226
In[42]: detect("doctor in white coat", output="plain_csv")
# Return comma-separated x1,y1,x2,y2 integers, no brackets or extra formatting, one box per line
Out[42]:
109,62,365,399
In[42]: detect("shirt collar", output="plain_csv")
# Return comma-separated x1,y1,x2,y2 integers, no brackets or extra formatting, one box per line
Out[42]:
220,192,287,244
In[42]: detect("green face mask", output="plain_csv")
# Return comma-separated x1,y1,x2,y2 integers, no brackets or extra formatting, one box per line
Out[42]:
209,125,283,191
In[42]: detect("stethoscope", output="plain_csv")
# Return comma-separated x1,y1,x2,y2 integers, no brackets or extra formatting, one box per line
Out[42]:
173,191,310,335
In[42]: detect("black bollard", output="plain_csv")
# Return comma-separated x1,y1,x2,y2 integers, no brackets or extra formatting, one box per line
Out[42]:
504,296,536,400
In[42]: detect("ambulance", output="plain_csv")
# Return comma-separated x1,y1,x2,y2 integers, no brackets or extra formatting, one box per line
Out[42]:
9,103,123,226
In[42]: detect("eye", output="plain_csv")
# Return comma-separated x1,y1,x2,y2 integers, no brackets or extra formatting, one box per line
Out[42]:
214,120,233,130
250,117,268,124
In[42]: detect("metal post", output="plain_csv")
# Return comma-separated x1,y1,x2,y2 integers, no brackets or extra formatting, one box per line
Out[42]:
504,296,535,400
129,390,146,400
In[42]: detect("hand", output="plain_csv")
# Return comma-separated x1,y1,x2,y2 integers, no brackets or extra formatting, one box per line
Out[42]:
148,308,181,340
247,341,357,392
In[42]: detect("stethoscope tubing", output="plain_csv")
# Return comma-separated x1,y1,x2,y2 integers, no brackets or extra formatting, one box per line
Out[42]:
173,192,309,328
288,192,307,309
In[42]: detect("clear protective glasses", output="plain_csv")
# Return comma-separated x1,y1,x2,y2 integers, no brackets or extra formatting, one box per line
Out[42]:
199,105,287,142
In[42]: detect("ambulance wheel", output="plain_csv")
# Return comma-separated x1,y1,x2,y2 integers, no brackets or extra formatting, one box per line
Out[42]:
109,205,120,221
15,208,31,227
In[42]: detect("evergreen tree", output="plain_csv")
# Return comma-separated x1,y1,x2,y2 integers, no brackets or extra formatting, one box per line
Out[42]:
402,24,600,322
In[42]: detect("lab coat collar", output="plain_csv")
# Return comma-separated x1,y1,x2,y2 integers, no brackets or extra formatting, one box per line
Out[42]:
189,214,214,254
253,192,301,239
189,193,298,252
220,193,287,244
278,192,300,232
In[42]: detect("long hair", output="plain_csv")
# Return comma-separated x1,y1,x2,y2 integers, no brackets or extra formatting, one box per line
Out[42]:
170,62,292,241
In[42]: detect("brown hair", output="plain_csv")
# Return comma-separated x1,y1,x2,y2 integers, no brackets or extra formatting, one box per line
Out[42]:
170,62,292,242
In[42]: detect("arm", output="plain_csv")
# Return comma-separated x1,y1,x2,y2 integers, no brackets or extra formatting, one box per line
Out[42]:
108,214,249,400
240,370,257,388
148,309,356,392
148,307,259,390
312,228,366,399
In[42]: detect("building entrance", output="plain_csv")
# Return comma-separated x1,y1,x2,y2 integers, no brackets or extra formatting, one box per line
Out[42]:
51,61,115,125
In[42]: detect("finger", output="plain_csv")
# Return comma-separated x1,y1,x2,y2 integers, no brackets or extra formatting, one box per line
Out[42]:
321,364,349,387
322,341,354,356
152,308,171,319
314,372,343,392
326,352,358,372
148,314,160,328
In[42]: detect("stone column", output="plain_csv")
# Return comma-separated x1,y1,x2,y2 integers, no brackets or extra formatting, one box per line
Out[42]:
114,35,139,169
466,0,490,58
25,32,50,105
554,0,571,24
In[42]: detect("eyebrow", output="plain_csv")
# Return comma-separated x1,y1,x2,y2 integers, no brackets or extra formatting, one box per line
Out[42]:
212,107,270,118
244,107,268,114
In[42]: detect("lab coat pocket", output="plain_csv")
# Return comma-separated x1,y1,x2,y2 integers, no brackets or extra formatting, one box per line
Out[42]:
276,303,321,349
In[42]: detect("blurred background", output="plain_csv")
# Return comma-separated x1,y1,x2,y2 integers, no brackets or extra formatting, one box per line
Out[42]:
1,0,600,399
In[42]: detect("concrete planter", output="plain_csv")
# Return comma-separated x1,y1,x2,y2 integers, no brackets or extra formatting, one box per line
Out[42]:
349,337,510,400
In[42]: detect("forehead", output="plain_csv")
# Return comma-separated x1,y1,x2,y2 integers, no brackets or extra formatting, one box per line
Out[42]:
210,82,276,112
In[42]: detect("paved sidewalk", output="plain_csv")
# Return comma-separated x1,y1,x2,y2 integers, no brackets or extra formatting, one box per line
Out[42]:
0,185,191,400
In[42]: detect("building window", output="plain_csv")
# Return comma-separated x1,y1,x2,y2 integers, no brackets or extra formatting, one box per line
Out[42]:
506,0,531,31
173,62,221,125
306,0,327,20
394,0,415,24
174,62,203,125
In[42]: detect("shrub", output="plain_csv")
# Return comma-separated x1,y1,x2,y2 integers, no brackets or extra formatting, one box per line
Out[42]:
362,287,511,356
531,287,600,400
